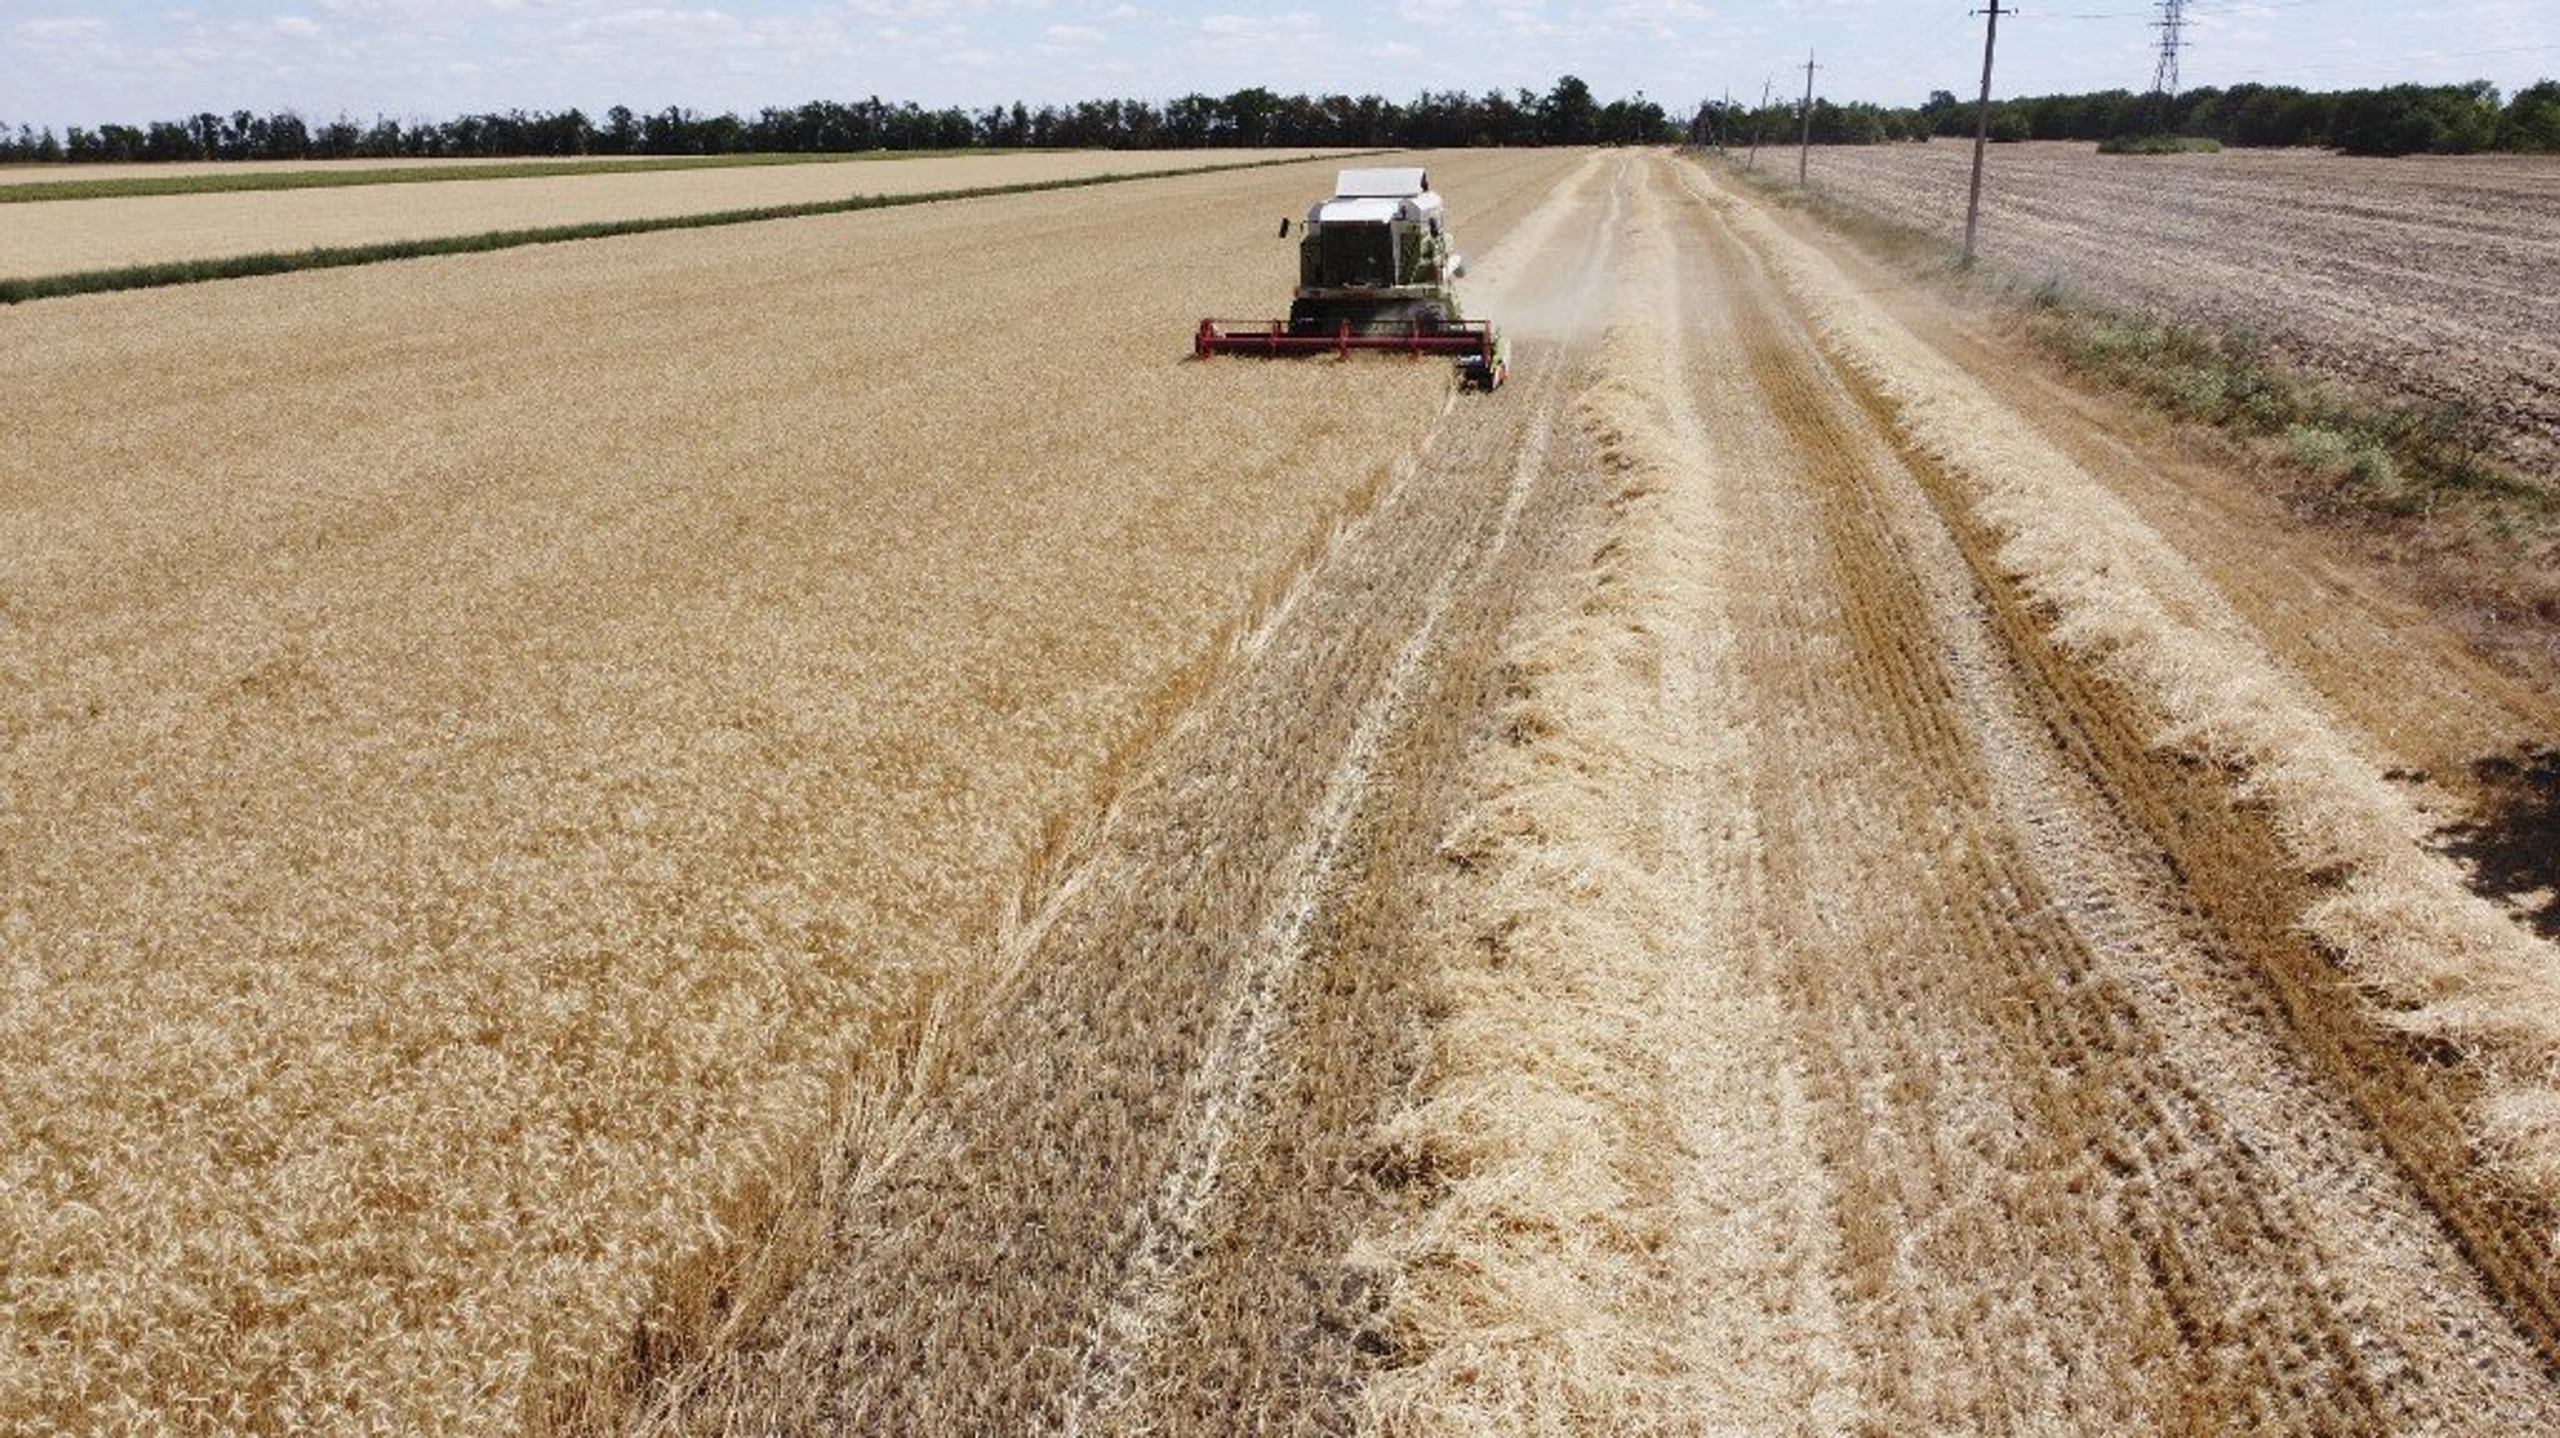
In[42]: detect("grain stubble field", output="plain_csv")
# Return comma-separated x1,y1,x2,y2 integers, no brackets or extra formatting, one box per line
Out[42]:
10,144,2560,1435
1801,139,2560,479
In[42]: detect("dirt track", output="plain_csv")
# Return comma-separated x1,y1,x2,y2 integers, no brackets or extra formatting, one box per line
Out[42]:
624,150,2560,1433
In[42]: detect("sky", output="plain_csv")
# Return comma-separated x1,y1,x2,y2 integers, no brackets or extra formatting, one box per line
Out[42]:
1,0,2554,132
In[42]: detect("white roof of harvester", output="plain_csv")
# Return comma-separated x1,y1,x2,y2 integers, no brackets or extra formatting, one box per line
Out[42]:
1314,197,1409,224
1311,167,1445,226
1334,167,1429,198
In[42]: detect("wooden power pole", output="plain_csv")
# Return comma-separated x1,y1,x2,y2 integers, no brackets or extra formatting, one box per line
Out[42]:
1797,50,1819,185
1964,0,2008,266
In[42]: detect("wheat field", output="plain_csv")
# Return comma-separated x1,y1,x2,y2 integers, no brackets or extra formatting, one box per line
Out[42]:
14,139,2560,1438
0,148,1347,279
0,148,1577,1434
0,156,709,181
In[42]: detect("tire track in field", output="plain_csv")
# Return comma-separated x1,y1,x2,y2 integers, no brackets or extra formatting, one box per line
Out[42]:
1062,157,1635,1438
1637,177,1863,1431
654,395,1499,1438
1054,437,1516,1436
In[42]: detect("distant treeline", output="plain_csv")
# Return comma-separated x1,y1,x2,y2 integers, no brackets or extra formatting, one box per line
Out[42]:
0,77,1672,165
1693,79,2560,157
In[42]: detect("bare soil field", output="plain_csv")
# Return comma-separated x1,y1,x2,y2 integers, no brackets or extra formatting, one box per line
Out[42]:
0,148,1348,279
10,145,2560,1437
1803,139,2560,479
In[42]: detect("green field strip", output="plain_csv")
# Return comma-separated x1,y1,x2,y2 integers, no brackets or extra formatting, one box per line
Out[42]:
0,149,995,204
0,151,1384,305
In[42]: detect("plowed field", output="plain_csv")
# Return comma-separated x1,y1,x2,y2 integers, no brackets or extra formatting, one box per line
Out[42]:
8,147,2560,1436
1800,139,2560,480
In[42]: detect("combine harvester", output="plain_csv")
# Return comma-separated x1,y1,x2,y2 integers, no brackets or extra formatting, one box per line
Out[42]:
1197,167,1508,392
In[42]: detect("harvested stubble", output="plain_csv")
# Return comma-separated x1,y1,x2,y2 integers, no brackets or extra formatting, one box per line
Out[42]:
1710,158,2560,1366
0,153,1555,1434
1360,359,1698,1435
1800,140,2560,479
0,147,1351,279
1362,152,2560,1435
1361,157,1863,1438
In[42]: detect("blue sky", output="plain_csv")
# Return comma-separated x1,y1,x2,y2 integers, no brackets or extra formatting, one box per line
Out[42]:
1,1,2553,131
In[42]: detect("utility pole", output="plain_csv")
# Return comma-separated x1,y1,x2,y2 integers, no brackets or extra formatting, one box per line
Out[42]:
1720,87,1733,152
1747,77,1772,170
1963,0,2007,267
1797,50,1819,186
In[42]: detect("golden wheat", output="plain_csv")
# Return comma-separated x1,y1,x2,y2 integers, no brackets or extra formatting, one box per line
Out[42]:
606,146,1599,1438
23,140,2548,1437
2,156,679,181
0,154,1541,1435
0,149,1347,278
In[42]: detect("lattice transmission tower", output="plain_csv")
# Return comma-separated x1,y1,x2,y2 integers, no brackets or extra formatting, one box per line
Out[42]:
2150,0,2189,97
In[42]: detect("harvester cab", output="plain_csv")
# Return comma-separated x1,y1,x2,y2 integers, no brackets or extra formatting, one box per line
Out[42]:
1197,168,1508,391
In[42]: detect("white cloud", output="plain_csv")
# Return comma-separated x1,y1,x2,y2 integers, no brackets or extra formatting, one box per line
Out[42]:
1197,11,1322,43
566,8,749,42
14,16,111,41
845,0,989,16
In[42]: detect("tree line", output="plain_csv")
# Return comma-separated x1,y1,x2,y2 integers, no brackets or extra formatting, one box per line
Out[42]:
1690,79,2560,157
0,77,1671,165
